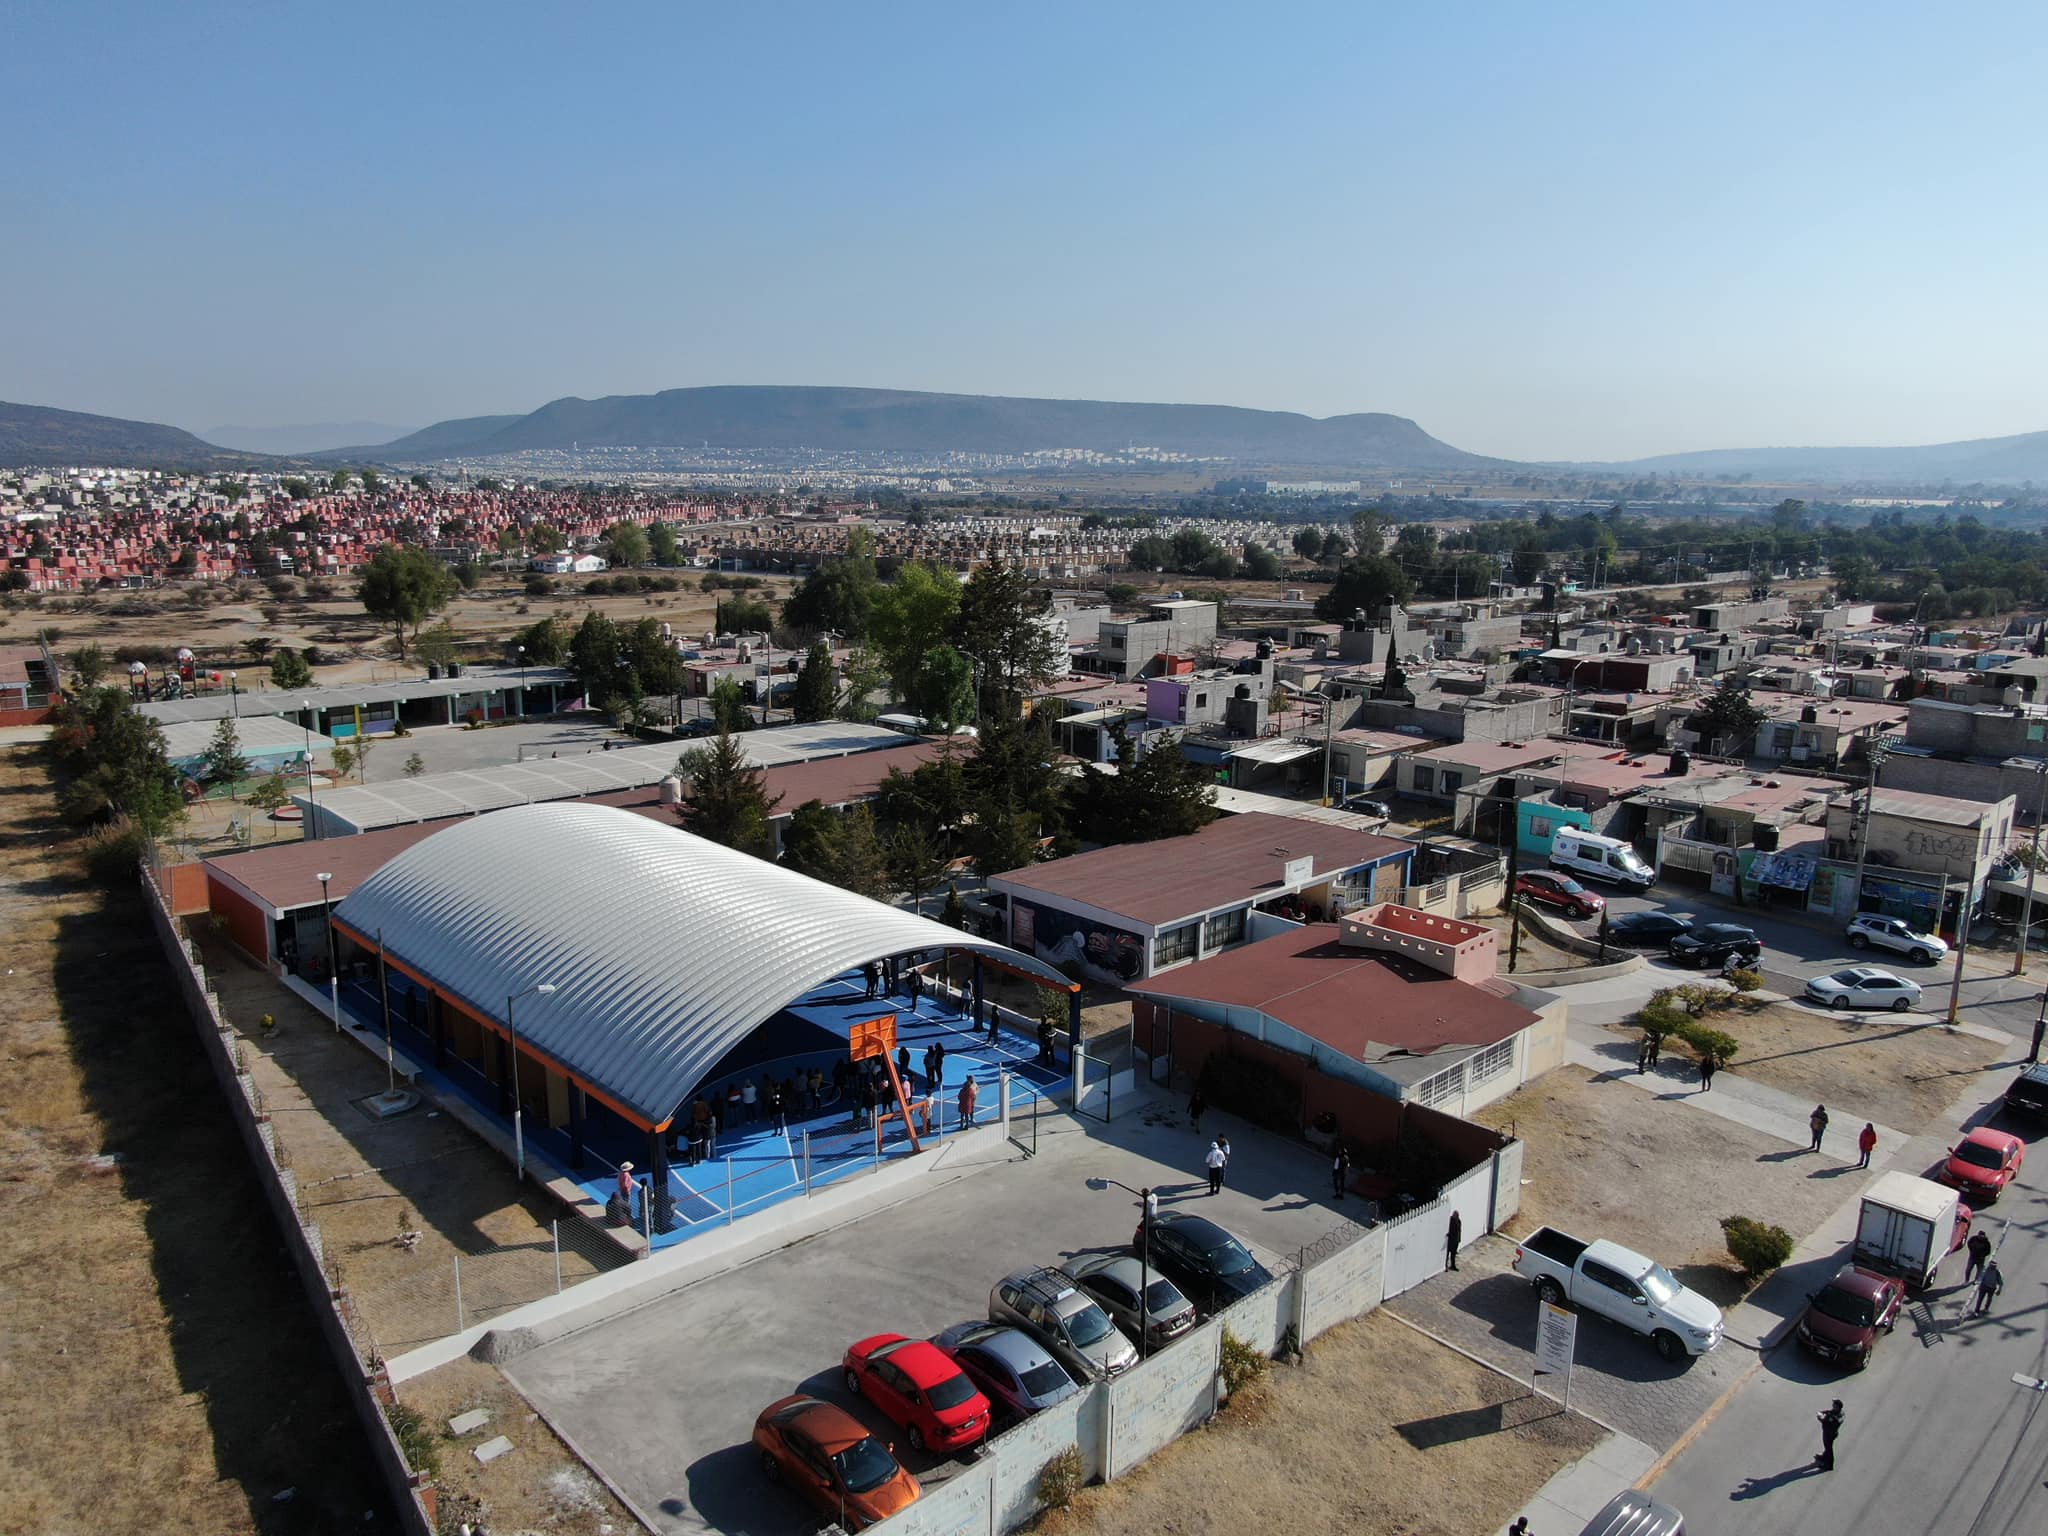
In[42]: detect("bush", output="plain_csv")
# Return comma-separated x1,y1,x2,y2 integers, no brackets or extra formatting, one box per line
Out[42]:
525,575,554,597
113,643,177,665
383,1400,441,1480
81,817,149,887
1726,966,1763,993
1036,1445,1083,1511
1721,1215,1795,1279
1219,1325,1268,1400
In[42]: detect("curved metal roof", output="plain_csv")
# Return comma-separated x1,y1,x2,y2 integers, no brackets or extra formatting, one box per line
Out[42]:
333,801,1065,1127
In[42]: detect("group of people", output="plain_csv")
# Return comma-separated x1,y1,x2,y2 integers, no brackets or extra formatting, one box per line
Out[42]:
1802,1103,1881,1169
673,1066,840,1163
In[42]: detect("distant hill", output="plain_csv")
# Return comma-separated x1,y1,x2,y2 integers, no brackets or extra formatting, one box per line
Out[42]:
1604,430,2048,486
0,401,273,470
204,420,417,455
344,386,1495,470
315,414,526,462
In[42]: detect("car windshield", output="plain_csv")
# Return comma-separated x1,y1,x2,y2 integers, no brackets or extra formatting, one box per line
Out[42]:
1551,876,1585,893
1208,1238,1257,1276
1064,1303,1114,1346
1144,1280,1186,1313
1614,851,1651,874
1642,1265,1681,1306
1954,1140,2004,1170
1810,1285,1878,1328
926,1373,977,1412
1020,1360,1071,1397
834,1436,899,1495
1826,970,1864,985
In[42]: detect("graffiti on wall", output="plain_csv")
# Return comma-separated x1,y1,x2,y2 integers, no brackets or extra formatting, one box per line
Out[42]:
1014,900,1145,984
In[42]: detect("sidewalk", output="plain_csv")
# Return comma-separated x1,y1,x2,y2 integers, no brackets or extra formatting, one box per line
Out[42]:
1500,1430,1657,1536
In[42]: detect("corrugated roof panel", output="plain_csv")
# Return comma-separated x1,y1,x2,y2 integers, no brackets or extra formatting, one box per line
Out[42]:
333,802,1064,1126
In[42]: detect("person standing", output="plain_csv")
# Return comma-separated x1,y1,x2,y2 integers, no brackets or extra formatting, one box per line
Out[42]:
1857,1122,1877,1169
1974,1259,2004,1315
1809,1103,1829,1153
1816,1398,1844,1471
1965,1229,1993,1283
1188,1088,1206,1133
767,1078,787,1134
2028,995,2045,1064
1446,1209,1463,1272
1204,1139,1226,1195
742,1076,759,1124
895,1043,912,1087
922,1043,939,1093
1331,1144,1351,1199
1698,1053,1717,1092
957,1073,979,1128
931,1038,946,1088
907,966,922,1012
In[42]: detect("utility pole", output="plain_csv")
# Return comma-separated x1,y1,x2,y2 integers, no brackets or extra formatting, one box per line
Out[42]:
1945,903,1972,1028
2012,760,2047,976
1850,735,1896,919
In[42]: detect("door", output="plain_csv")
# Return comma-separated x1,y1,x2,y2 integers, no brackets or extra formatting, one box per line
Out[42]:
1577,1259,1646,1326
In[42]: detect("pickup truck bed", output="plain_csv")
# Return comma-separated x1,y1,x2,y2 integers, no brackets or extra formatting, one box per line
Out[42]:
1519,1227,1588,1271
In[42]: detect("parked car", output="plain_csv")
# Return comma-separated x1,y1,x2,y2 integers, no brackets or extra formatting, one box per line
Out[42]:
1132,1210,1277,1314
1846,914,1947,965
841,1334,992,1455
1060,1254,1197,1350
1510,1226,1724,1361
1855,1171,1972,1290
1606,911,1694,949
1549,827,1656,890
1342,794,1392,819
1514,869,1607,919
1575,1490,1685,1536
1804,966,1922,1013
990,1268,1137,1381
2003,1062,2048,1120
753,1394,920,1531
1938,1127,2026,1201
1667,923,1762,969
928,1322,1080,1420
1795,1264,1905,1369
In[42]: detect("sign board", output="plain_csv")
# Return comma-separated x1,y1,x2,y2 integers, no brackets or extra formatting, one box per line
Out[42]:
1533,1301,1577,1405
1281,855,1314,886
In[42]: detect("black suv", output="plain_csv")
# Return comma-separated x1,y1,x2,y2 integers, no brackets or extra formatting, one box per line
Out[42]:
1132,1210,1276,1315
1667,923,1763,969
2004,1063,2048,1120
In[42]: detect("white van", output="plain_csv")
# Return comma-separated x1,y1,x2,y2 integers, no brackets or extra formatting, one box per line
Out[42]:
1550,827,1654,891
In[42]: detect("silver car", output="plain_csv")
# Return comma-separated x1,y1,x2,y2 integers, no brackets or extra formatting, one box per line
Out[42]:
989,1267,1138,1381
1060,1254,1196,1350
929,1321,1080,1420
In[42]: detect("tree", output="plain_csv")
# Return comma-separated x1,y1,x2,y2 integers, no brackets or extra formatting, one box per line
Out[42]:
604,520,650,568
512,615,565,667
51,686,184,839
269,647,314,691
674,730,781,855
868,561,962,699
246,771,289,832
624,617,683,703
360,469,382,494
214,477,249,503
1241,543,1284,581
823,806,893,901
716,595,776,634
790,642,839,723
783,535,878,639
836,648,887,723
415,621,461,669
710,674,752,734
1690,677,1768,754
1291,527,1325,563
357,543,456,658
349,730,375,781
1381,647,1411,702
779,800,841,880
886,821,950,913
328,469,352,493
329,743,356,781
1349,506,1386,558
569,611,625,707
201,717,248,794
907,645,975,732
1075,727,1217,843
410,473,432,491
1511,539,1548,586
69,644,107,688
1313,556,1414,622
529,524,565,555
953,565,1064,717
964,711,1067,872
648,522,680,567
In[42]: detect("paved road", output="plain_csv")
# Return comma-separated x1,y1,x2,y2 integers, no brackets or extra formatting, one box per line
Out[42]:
1651,1102,2048,1535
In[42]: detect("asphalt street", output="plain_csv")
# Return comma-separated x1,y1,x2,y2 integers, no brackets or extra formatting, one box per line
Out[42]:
1649,1091,2048,1535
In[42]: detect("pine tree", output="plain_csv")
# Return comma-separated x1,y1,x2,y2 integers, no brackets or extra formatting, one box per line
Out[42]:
675,729,781,855
790,642,838,723
201,717,249,796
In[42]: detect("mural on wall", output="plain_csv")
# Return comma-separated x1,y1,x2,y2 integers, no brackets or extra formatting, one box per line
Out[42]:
1014,900,1145,984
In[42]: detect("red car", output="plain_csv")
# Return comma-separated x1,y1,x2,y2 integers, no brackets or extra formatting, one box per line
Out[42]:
753,1394,920,1531
1795,1264,1905,1370
843,1334,992,1454
1514,870,1606,919
1938,1127,2025,1200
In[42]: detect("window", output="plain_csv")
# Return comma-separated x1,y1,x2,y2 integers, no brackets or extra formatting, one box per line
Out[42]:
1201,907,1247,951
1469,1038,1516,1084
1414,1061,1466,1108
1530,815,1553,838
1195,692,1208,708
1412,767,1436,794
1154,923,1200,967
1440,771,1464,795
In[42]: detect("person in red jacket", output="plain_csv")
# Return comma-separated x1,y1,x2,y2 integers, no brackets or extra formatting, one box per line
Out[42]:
1857,1122,1878,1169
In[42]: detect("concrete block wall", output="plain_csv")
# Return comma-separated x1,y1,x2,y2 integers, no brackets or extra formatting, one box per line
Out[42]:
1300,1227,1388,1341
1210,1275,1291,1356
1490,1138,1526,1229
1102,1319,1224,1479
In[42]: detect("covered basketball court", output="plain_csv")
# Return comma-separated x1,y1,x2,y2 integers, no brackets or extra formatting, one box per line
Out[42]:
330,802,1078,1250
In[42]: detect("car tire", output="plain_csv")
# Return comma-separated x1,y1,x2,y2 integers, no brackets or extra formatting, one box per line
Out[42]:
1653,1329,1684,1363
1911,949,1931,965
1830,995,1849,1010
907,1424,925,1454
760,1449,783,1483
1850,932,1868,949
1535,1277,1566,1306
844,1367,863,1397
1892,997,1912,1012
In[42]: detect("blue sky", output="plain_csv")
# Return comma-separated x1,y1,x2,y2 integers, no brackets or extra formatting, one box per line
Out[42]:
4,1,2043,459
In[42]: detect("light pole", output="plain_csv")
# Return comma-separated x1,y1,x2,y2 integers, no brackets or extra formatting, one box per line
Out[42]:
2012,759,2047,977
506,982,557,1183
1849,734,1896,920
301,699,314,798
317,872,338,1028
516,644,526,719
1089,1176,1155,1358
228,670,239,719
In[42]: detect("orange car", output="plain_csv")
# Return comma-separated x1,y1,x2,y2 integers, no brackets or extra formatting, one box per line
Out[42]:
753,1394,919,1531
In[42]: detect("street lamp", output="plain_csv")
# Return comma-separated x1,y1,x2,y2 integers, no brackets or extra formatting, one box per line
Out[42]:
316,872,338,1029
228,670,239,719
301,699,314,799
516,644,527,719
1088,1176,1156,1358
506,981,558,1183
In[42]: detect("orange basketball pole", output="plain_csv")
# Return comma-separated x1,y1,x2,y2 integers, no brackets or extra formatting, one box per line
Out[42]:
849,1013,921,1154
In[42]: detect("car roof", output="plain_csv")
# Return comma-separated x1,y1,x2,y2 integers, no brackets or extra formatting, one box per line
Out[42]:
1828,1265,1898,1301
1067,1253,1145,1286
999,1266,1081,1302
1959,1125,2020,1150
958,1325,1061,1374
1154,1210,1238,1248
1695,923,1755,938
869,1337,964,1387
764,1395,874,1454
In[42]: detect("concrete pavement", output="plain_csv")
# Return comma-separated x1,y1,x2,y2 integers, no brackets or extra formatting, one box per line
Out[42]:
1500,1430,1658,1536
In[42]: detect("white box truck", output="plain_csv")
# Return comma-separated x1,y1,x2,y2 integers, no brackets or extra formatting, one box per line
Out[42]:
1854,1171,1972,1290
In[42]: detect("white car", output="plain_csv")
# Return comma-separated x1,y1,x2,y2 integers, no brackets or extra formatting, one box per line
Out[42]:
1846,914,1947,966
1805,966,1923,1013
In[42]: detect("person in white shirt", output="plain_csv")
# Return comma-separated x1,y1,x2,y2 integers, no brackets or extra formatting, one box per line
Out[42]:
1204,1140,1227,1195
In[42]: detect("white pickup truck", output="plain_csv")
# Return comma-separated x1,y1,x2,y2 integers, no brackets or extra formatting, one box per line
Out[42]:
1510,1226,1725,1362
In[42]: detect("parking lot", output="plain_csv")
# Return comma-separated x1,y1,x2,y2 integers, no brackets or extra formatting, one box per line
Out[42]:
501,1096,1358,1535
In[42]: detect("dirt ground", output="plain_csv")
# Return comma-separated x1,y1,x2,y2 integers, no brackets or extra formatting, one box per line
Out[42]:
398,1356,631,1536
0,747,385,1533
1473,1065,1862,1304
1603,998,2002,1135
1469,907,1586,976
195,934,628,1357
1041,1310,1601,1536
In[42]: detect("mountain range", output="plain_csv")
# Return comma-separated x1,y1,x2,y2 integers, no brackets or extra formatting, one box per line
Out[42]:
203,420,418,455
7,386,2048,486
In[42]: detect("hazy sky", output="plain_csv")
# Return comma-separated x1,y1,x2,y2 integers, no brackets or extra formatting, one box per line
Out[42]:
5,1,2044,460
